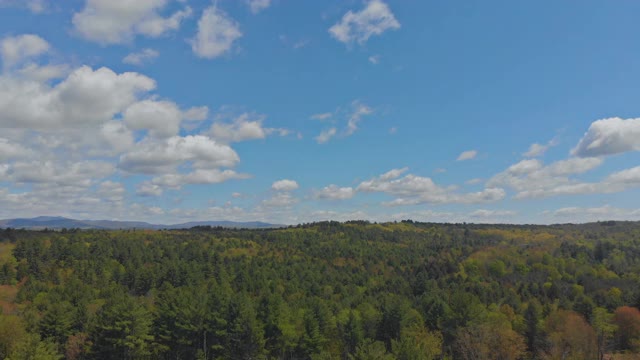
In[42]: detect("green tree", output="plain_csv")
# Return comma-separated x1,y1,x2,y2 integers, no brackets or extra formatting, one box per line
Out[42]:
91,291,154,359
592,307,615,360
350,340,394,360
0,314,27,359
392,324,442,360
524,301,541,356
225,293,266,359
40,301,75,349
6,333,62,360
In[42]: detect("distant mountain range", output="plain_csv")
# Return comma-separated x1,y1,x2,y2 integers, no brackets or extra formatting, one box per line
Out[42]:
0,216,283,230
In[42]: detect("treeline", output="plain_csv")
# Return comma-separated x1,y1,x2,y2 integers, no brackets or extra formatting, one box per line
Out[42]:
0,221,639,359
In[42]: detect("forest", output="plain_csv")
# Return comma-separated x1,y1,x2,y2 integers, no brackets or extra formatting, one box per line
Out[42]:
0,220,639,359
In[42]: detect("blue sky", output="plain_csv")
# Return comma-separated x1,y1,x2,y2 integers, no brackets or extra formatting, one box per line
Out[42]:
1,0,640,224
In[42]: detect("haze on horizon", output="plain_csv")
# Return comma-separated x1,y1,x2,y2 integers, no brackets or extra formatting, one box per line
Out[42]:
1,0,640,225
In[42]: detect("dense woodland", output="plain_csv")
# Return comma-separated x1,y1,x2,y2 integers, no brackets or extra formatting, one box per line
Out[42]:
0,220,640,359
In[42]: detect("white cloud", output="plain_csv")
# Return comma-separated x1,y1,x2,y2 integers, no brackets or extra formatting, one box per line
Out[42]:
0,138,32,160
0,66,156,129
523,138,557,158
293,40,309,49
311,112,332,121
123,99,182,137
329,0,400,45
27,0,45,13
262,192,298,207
488,157,640,199
184,106,209,121
122,99,203,138
211,113,266,143
346,101,373,135
119,135,239,174
548,205,640,223
315,127,337,144
98,181,126,203
191,5,242,59
272,179,299,191
457,150,477,161
99,121,135,154
0,0,47,13
0,49,253,220
1,34,49,68
9,160,114,187
380,167,408,181
488,157,603,198
469,209,517,218
314,185,355,200
369,55,380,64
466,178,483,185
150,169,249,188
605,166,640,185
123,48,159,66
246,0,270,14
314,101,373,143
73,0,192,44
357,168,505,205
17,63,69,81
136,182,163,197
572,117,640,157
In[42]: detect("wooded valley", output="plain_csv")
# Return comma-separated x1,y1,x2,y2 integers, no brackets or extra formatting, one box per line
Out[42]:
0,220,639,359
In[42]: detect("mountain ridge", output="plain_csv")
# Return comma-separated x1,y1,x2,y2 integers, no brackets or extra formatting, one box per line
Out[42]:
0,216,283,230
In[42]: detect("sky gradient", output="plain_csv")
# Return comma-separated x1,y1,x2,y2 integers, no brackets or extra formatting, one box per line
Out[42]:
1,0,640,225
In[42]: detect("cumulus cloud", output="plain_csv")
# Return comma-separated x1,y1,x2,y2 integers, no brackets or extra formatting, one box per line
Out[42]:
17,63,69,81
0,66,156,129
572,117,640,157
262,192,298,207
488,157,640,199
191,5,242,59
0,37,251,220
357,168,505,205
380,167,408,181
73,0,192,44
457,150,477,161
98,181,126,203
329,0,400,45
9,160,114,187
136,182,163,197
148,169,249,188
548,205,640,223
0,138,32,160
488,157,603,199
246,0,270,14
119,135,239,174
314,185,355,200
123,48,159,66
466,178,483,185
469,209,517,218
272,179,299,191
123,100,207,138
1,34,49,68
368,55,380,64
210,113,264,142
